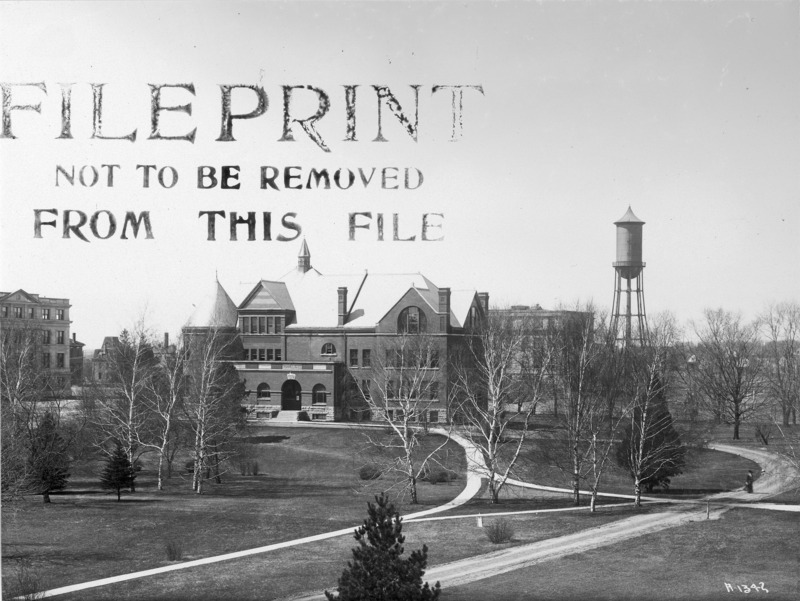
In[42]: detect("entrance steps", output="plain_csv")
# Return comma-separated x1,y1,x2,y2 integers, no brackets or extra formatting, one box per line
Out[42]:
272,410,309,422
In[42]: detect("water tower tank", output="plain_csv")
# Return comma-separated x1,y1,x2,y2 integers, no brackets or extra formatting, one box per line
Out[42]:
613,206,644,279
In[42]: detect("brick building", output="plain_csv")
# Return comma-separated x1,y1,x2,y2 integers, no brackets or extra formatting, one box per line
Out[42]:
186,242,488,423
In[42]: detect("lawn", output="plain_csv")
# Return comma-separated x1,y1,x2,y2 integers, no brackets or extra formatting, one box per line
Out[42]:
1,425,465,598
2,421,794,601
441,508,800,601
499,433,762,502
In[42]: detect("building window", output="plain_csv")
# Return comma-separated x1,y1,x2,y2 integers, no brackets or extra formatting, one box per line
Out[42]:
429,411,439,423
349,349,359,367
42,353,51,368
429,381,439,400
258,348,266,361
256,383,270,401
266,349,274,361
28,307,35,319
362,349,371,367
56,309,65,320
43,330,52,345
275,316,283,333
387,379,396,398
42,308,50,320
13,307,22,318
361,380,371,400
312,413,327,421
1,306,7,318
258,316,266,334
321,343,336,356
312,384,327,405
275,349,282,361
386,409,394,421
56,353,65,368
397,306,426,334
57,331,65,344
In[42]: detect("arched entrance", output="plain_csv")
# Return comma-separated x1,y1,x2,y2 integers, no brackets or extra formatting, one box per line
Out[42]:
281,380,302,411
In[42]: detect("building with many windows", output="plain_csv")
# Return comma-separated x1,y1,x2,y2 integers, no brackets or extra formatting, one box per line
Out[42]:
186,242,489,423
0,289,73,394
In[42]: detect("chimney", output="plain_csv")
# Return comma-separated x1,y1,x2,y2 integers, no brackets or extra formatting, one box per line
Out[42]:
478,292,490,314
72,332,76,342
338,287,348,326
164,332,169,348
438,287,451,332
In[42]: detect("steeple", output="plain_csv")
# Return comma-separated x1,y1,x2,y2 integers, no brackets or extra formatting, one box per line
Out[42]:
298,239,311,273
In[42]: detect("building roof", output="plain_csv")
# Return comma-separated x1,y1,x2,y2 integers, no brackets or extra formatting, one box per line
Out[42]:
186,279,239,328
614,206,644,225
240,268,480,330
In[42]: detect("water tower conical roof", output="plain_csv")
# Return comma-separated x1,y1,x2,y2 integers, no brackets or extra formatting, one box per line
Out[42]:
614,206,644,225
186,278,238,328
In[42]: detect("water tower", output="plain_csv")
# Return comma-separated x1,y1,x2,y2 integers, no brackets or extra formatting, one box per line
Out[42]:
611,207,649,346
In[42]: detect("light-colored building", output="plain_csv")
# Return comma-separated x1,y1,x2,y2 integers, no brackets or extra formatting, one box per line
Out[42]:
0,289,72,393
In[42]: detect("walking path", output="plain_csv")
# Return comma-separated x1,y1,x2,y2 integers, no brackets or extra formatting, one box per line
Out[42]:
287,442,800,600
25,429,486,600
24,433,799,600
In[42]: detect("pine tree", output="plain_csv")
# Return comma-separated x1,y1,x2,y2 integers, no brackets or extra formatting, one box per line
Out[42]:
325,494,441,601
617,385,686,494
100,442,136,501
28,412,70,503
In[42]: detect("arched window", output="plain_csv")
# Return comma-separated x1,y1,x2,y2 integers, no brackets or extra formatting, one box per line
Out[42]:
256,383,270,401
321,342,336,356
397,306,427,334
312,384,327,405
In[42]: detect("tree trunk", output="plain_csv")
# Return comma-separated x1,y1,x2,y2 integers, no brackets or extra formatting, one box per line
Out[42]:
43,491,51,504
590,490,597,513
572,443,580,506
117,488,121,501
157,449,164,491
634,478,641,508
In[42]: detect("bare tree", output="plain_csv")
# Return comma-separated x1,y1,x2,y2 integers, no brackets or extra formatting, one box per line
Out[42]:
1,321,81,502
351,333,452,504
692,309,766,439
548,304,606,506
759,301,799,426
86,323,157,488
183,327,246,494
617,313,686,507
451,310,553,503
141,334,185,490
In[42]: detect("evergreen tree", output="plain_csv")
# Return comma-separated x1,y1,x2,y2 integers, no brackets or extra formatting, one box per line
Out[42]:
28,412,70,503
100,442,136,501
616,384,686,493
325,494,441,601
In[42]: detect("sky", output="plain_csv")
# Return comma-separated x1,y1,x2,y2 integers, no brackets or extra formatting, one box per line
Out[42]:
1,1,798,349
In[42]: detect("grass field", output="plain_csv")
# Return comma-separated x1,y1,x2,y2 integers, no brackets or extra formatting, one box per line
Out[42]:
441,508,800,601
2,421,796,600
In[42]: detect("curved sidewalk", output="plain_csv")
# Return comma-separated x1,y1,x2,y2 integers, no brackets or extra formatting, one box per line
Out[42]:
26,428,487,600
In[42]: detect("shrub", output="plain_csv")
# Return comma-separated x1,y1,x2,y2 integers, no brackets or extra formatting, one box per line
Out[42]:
4,558,44,600
359,465,382,480
165,539,183,561
423,469,457,484
485,519,514,544
251,461,259,476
